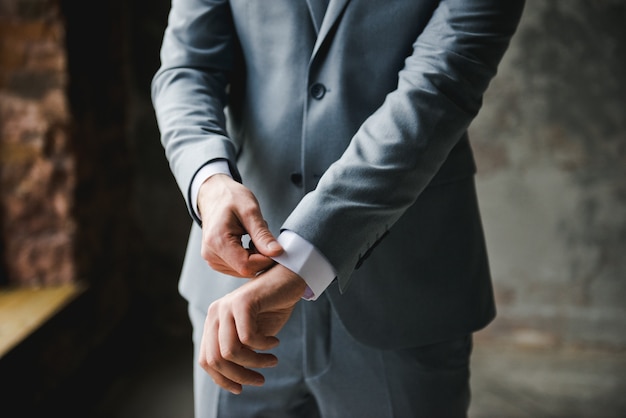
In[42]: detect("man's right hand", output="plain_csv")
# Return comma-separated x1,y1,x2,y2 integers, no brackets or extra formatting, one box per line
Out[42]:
197,174,284,278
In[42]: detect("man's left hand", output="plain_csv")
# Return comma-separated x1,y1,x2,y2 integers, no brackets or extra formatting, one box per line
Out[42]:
198,263,307,394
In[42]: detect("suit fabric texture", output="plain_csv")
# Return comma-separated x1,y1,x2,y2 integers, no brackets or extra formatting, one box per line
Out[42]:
152,0,524,349
153,1,524,414
153,0,525,414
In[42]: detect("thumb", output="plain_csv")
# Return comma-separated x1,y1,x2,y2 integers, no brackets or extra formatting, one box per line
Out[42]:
247,220,283,257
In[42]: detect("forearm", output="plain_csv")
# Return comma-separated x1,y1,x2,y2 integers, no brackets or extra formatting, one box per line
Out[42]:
283,0,525,290
151,0,241,219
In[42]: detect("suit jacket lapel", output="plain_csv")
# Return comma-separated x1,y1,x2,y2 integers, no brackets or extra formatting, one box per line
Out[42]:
312,0,351,58
305,0,328,34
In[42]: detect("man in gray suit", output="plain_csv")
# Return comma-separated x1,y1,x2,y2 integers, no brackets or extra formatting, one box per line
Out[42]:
152,0,525,416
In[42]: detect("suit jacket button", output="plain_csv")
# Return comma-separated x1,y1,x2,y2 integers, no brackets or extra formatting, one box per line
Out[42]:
290,173,303,187
310,83,326,100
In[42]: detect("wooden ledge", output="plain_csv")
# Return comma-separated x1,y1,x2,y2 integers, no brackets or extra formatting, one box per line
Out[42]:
0,283,86,358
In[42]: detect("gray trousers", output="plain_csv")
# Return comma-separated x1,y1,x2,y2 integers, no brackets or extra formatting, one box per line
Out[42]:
189,294,472,418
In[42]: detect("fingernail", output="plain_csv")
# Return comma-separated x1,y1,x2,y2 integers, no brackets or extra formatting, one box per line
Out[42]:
267,241,279,251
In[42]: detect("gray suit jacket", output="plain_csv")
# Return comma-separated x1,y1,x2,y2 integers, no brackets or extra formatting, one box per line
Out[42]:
152,0,525,348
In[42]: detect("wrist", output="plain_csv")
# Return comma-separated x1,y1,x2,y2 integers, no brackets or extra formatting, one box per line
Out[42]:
197,173,234,217
191,161,233,219
251,263,307,302
273,263,307,291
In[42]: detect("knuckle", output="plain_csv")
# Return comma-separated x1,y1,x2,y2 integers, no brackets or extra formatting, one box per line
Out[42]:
207,301,220,317
239,202,261,222
205,356,221,371
232,259,255,277
239,332,254,347
239,266,256,278
199,354,221,374
200,246,212,262
221,346,237,362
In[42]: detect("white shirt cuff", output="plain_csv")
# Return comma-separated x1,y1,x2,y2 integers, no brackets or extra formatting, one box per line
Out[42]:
190,160,232,219
272,230,336,301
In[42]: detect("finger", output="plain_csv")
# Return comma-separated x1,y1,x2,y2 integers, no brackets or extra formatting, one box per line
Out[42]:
219,311,278,366
238,213,283,258
231,299,281,351
198,315,243,394
200,209,257,275
200,314,266,394
201,337,256,394
202,230,274,277
199,183,280,275
207,251,276,278
205,349,267,392
204,366,244,395
216,230,273,274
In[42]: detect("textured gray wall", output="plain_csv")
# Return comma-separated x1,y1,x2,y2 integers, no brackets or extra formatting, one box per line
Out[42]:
471,0,626,348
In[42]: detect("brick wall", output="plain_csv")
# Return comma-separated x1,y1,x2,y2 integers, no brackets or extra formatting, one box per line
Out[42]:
0,0,75,287
0,0,186,338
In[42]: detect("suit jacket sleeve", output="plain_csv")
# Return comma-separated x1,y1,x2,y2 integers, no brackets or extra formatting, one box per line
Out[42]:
281,0,525,291
151,0,240,222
